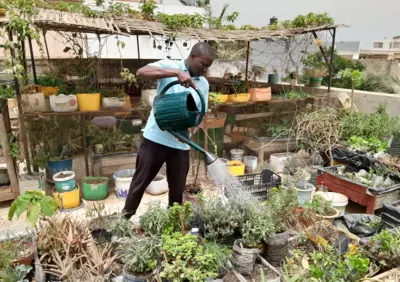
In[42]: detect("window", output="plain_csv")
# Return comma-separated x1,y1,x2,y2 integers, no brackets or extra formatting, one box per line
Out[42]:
374,42,384,48
393,42,400,49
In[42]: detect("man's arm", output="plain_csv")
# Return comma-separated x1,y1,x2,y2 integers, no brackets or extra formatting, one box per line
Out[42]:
136,65,197,89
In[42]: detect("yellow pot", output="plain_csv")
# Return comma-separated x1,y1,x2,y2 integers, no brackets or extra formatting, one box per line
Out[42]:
228,160,245,176
228,93,251,103
209,93,228,104
39,86,59,97
77,93,101,111
53,187,80,210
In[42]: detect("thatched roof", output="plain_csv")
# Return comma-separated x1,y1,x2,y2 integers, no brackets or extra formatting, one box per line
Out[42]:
0,9,344,41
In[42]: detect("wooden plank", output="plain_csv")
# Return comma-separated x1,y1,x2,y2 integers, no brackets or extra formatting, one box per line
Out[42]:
235,110,294,121
100,153,137,167
0,187,16,202
102,163,136,176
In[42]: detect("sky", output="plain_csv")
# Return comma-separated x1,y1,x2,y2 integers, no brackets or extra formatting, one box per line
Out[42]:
209,0,400,49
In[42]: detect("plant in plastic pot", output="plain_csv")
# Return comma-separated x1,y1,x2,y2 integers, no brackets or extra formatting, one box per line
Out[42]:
307,194,339,223
160,232,230,281
198,198,241,245
305,67,328,87
232,209,274,276
101,89,127,109
119,235,162,282
262,187,298,266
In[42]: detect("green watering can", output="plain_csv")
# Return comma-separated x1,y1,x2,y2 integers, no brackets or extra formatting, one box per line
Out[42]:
153,80,218,165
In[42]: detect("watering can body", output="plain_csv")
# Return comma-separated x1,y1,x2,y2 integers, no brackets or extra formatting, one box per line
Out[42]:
153,80,205,131
153,80,217,165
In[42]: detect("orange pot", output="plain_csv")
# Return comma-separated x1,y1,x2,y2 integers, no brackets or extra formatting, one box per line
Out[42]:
249,88,272,101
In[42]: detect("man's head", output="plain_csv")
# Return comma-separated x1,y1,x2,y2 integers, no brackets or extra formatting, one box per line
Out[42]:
186,42,214,77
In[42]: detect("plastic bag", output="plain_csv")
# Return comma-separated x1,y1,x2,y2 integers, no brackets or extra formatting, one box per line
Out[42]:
382,200,400,229
333,214,380,237
231,240,259,276
331,147,373,170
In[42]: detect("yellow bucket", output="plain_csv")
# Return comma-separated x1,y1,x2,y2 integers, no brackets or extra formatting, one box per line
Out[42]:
77,93,101,111
53,187,80,210
39,86,59,97
228,160,245,176
228,93,251,103
209,93,228,104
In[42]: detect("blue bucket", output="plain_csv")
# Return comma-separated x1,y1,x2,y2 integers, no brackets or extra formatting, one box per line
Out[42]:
47,158,73,182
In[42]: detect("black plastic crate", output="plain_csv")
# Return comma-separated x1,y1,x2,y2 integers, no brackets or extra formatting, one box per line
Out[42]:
224,169,281,201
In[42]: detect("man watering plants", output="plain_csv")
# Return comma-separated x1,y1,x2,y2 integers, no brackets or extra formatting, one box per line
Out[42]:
123,42,214,219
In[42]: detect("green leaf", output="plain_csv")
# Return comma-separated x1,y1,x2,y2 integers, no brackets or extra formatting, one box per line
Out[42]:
39,198,58,216
15,199,29,218
27,204,41,226
8,200,17,221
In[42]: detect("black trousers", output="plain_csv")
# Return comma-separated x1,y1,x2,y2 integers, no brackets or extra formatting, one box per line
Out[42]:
123,138,190,219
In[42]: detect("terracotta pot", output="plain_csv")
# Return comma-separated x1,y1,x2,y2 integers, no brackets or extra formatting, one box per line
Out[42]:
249,88,272,102
293,206,305,215
12,241,34,266
203,112,227,129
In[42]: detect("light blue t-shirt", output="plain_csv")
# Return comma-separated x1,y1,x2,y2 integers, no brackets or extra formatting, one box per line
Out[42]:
143,59,209,150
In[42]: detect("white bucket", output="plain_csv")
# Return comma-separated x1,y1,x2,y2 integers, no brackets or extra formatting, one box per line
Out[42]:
315,191,348,216
295,183,316,206
113,169,135,199
270,152,294,173
146,174,168,196
243,156,258,173
230,149,244,161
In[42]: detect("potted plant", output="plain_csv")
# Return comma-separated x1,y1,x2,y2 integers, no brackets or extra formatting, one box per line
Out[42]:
82,176,109,201
21,84,47,113
37,74,64,97
161,232,230,281
198,198,241,245
76,87,101,112
183,182,203,205
207,91,228,128
53,171,76,193
248,65,271,102
268,69,280,85
229,80,251,103
0,0,6,17
101,89,127,109
231,209,274,276
289,71,298,86
307,194,340,223
119,235,161,282
306,67,328,87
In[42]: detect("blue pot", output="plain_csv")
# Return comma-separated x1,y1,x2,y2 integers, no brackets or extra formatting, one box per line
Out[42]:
46,158,73,183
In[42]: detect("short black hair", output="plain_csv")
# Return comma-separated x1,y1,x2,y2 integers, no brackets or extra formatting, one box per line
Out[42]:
190,42,214,58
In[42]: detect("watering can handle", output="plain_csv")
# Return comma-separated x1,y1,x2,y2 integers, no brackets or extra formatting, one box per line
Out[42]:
159,80,205,127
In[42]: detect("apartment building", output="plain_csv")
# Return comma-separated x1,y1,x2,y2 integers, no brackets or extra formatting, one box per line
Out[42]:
360,36,400,59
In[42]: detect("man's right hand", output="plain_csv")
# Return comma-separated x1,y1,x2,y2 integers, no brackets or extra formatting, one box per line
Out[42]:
177,70,198,90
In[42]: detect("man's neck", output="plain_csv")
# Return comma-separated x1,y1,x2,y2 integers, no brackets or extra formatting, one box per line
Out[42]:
184,59,194,77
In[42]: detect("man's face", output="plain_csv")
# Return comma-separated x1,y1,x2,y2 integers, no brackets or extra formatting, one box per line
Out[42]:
189,54,214,77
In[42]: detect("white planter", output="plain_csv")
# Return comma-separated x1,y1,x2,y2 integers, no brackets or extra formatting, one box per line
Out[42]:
49,94,78,112
21,92,46,113
113,169,135,199
102,97,126,109
141,89,157,107
295,183,316,206
146,174,168,195
270,152,294,173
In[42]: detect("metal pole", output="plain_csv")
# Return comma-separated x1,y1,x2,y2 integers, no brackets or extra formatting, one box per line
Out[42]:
328,28,337,93
8,31,32,175
136,35,141,66
81,114,89,176
42,30,52,68
28,36,38,90
245,41,250,82
312,31,330,67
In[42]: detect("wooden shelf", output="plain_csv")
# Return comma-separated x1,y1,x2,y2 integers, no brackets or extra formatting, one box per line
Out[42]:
21,107,151,118
0,185,16,202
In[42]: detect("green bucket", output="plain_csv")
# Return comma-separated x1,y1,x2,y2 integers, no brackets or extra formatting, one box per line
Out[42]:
82,177,108,201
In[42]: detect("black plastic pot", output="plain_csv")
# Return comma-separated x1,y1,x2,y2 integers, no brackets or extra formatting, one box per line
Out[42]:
382,200,400,229
91,229,112,242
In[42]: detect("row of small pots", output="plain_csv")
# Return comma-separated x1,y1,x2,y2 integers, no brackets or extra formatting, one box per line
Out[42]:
22,92,128,113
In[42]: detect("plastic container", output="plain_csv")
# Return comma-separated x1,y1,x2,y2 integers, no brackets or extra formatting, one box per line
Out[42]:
230,149,244,161
141,89,158,107
209,93,228,104
46,158,73,183
270,152,294,173
315,191,348,216
249,88,272,102
145,174,168,196
102,97,126,109
77,93,101,111
53,187,80,210
295,183,316,206
53,171,76,192
227,169,281,201
21,92,46,113
243,156,258,173
228,160,245,176
82,177,108,201
49,94,78,112
113,169,135,199
228,93,251,103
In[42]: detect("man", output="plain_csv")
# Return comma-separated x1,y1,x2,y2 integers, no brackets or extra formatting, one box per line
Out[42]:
123,42,214,219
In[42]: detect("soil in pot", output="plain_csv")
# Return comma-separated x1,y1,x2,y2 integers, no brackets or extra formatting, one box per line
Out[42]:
4,239,35,266
85,179,108,185
54,173,73,179
183,183,202,205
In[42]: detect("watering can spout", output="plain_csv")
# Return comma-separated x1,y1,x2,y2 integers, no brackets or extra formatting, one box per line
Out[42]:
169,131,218,166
